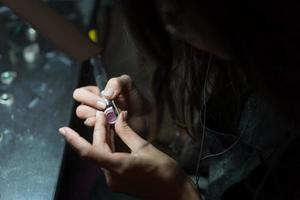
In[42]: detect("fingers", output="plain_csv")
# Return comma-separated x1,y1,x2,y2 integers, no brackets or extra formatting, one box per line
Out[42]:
73,75,135,114
84,117,96,127
73,87,107,110
84,86,101,95
93,111,108,146
102,74,135,100
73,75,134,112
76,105,97,119
114,111,147,151
59,127,93,157
59,126,121,169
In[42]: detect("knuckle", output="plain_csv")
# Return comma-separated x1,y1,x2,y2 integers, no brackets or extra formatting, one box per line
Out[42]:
121,74,132,82
91,86,100,94
121,122,131,130
65,134,74,144
117,122,131,133
79,147,91,158
139,141,151,151
120,74,134,89
108,77,122,89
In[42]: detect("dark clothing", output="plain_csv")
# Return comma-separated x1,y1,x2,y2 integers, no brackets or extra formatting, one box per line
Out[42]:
181,91,300,200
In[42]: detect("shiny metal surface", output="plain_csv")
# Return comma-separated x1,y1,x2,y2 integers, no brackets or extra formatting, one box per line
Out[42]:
0,4,81,200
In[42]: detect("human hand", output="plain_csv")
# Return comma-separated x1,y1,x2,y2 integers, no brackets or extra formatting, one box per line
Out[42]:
59,111,200,200
73,74,151,133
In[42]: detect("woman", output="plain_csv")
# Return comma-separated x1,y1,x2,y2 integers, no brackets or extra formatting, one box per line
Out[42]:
59,1,300,199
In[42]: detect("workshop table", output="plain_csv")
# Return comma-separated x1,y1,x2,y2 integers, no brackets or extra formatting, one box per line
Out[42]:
0,4,81,199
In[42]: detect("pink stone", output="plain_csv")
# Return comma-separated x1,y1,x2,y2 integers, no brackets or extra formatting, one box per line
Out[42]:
104,106,117,124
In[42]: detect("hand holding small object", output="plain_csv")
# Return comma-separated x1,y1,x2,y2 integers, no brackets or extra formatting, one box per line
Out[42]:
73,74,150,133
59,111,200,200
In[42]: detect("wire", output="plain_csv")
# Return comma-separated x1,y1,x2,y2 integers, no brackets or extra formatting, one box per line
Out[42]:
195,54,212,186
200,133,242,160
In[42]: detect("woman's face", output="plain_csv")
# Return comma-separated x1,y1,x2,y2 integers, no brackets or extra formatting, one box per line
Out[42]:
154,0,232,60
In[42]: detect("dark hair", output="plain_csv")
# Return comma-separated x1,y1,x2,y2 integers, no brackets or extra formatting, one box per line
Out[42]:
121,0,250,139
120,1,300,200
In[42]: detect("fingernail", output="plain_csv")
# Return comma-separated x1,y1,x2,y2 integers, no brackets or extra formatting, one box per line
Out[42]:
101,89,114,97
59,128,66,135
97,99,107,109
122,111,128,121
84,119,91,126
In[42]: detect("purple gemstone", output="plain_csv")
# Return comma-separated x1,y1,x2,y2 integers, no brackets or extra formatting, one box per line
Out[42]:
104,107,117,124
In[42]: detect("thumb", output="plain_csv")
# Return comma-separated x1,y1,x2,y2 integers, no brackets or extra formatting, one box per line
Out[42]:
114,111,147,151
